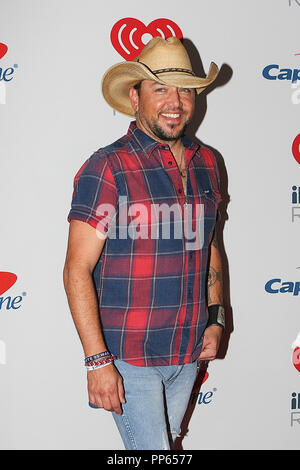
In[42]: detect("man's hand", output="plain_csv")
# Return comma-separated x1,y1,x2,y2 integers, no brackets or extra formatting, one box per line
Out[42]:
198,325,223,361
87,363,126,415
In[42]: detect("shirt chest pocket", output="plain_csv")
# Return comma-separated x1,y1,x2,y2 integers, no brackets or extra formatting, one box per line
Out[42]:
191,187,220,249
198,187,221,208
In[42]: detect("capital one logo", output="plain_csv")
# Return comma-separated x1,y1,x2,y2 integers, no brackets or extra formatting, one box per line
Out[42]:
0,42,17,104
0,272,22,365
0,272,25,365
262,64,300,83
0,272,24,310
111,18,183,61
265,278,300,295
190,371,218,406
261,56,300,105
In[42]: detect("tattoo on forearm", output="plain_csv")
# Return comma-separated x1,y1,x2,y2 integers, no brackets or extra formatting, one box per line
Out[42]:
207,266,222,304
207,266,221,288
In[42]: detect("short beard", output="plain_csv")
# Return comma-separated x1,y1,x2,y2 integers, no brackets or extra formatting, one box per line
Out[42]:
151,121,188,141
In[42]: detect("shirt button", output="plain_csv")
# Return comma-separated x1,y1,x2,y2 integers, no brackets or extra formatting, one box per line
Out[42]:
168,161,172,166
178,189,182,194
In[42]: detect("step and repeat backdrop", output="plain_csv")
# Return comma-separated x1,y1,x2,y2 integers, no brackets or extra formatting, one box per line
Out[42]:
0,0,299,450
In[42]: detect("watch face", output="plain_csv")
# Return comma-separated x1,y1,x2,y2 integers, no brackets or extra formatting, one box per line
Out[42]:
217,306,225,327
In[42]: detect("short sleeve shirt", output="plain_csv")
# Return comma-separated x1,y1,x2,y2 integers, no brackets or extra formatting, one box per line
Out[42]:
67,121,221,366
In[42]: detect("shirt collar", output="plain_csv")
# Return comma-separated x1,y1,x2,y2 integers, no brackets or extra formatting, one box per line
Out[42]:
127,121,199,158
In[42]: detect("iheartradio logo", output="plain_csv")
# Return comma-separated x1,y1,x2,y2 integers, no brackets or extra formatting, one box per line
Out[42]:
292,331,300,373
111,18,183,61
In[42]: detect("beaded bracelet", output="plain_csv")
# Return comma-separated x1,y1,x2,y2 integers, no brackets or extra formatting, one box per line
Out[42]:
86,355,117,371
84,351,110,364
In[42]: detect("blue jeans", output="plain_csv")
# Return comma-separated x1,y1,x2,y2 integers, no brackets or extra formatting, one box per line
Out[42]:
112,359,198,450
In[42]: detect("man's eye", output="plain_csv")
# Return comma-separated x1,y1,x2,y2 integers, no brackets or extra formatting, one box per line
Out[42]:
180,88,192,93
154,87,166,92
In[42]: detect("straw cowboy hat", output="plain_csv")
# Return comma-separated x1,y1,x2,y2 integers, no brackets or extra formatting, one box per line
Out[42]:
102,36,219,117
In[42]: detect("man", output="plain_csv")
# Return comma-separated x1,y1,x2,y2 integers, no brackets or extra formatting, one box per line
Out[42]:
63,36,225,450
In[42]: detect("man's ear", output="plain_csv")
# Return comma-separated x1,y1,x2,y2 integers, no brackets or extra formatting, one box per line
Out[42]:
129,87,139,114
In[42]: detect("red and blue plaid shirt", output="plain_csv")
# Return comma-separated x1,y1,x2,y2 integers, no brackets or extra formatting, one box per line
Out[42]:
67,121,221,366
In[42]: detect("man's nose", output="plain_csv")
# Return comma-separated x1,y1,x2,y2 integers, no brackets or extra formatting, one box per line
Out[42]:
167,87,182,107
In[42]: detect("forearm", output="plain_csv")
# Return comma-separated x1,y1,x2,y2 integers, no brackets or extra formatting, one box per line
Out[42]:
63,264,107,357
207,235,223,306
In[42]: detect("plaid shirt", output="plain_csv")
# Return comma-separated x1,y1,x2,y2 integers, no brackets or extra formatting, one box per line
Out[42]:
67,121,221,366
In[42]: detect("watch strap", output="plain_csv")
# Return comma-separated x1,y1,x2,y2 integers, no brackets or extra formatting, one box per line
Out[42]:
207,304,225,330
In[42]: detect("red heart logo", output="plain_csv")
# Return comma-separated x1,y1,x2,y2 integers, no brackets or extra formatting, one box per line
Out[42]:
201,371,209,384
292,134,300,165
111,18,183,61
0,43,8,60
293,347,300,373
0,272,17,295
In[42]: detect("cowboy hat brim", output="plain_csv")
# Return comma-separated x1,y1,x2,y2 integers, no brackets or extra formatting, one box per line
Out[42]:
101,61,219,117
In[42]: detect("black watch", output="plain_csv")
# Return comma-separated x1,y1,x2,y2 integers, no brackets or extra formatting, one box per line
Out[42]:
207,304,225,330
